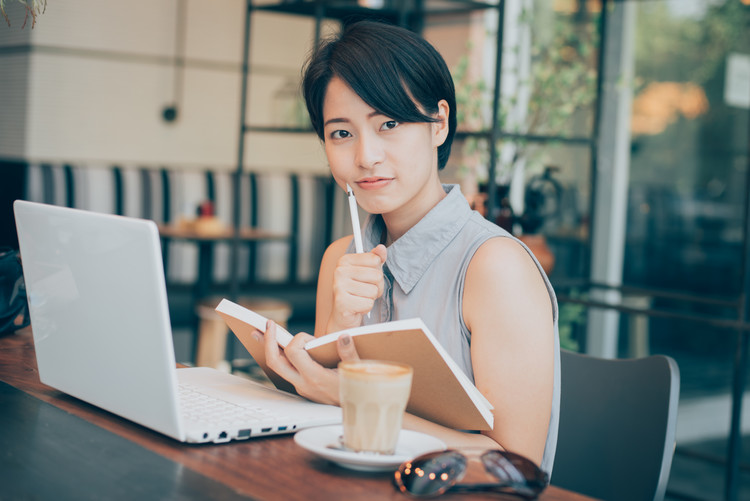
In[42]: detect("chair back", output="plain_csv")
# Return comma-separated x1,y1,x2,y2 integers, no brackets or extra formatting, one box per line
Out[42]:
551,350,680,501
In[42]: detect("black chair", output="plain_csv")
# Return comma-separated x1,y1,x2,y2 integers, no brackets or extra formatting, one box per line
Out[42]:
551,349,680,501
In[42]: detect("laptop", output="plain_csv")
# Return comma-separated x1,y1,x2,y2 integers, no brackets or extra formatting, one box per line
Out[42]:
13,200,341,443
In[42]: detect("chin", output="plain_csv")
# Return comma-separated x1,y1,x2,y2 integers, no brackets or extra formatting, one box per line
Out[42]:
360,202,392,215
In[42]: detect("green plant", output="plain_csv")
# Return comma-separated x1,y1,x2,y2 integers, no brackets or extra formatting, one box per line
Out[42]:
1,0,46,28
558,289,587,352
634,0,746,87
452,46,490,182
451,5,599,185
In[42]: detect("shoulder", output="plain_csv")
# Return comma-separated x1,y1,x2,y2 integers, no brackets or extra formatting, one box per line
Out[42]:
324,236,353,258
463,236,552,330
471,236,539,276
320,236,353,269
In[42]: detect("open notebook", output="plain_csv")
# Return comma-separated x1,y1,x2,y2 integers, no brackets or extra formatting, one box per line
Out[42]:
216,298,494,431
13,200,340,443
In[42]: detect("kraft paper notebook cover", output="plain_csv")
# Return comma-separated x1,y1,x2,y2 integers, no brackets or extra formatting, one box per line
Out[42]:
215,299,493,431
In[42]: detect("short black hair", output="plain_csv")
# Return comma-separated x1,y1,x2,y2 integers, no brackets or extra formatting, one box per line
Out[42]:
302,20,457,170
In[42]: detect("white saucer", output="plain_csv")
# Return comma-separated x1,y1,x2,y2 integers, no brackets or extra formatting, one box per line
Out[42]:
294,425,446,472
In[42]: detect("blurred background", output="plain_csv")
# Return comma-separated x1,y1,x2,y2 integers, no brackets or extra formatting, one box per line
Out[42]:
1,0,748,499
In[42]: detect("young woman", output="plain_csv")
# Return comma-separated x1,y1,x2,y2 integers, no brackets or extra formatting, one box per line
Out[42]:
259,20,560,474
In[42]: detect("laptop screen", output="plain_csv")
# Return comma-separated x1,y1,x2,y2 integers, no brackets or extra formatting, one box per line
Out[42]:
14,200,183,438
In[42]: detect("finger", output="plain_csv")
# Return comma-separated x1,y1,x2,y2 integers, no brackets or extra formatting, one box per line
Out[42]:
287,331,314,349
263,321,282,364
284,333,340,400
333,278,382,307
339,280,381,301
349,275,385,303
284,332,321,370
340,251,384,269
337,334,360,362
334,292,377,317
334,262,383,288
338,271,384,296
371,244,387,263
264,321,301,384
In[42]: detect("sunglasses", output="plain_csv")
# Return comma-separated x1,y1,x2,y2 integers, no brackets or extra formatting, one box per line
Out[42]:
393,449,549,499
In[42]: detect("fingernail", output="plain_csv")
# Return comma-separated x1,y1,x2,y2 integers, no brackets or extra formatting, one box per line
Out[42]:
252,331,262,342
340,334,351,346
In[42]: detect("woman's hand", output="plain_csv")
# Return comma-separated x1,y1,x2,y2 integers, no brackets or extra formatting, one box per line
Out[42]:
327,244,387,333
260,320,360,405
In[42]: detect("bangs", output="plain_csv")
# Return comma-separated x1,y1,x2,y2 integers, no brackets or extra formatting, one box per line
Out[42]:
302,20,456,169
329,32,439,125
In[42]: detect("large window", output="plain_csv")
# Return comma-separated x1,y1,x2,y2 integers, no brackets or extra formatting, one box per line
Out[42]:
627,5,749,497
430,1,750,499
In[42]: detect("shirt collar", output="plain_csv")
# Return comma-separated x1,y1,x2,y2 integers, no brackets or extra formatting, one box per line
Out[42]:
362,184,472,294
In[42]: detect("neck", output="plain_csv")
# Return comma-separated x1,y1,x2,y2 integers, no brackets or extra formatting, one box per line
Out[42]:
382,180,446,243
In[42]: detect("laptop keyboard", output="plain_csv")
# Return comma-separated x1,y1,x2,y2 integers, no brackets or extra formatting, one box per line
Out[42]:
178,382,289,428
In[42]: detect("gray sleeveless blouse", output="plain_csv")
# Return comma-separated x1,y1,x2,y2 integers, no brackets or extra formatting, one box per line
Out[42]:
350,184,560,475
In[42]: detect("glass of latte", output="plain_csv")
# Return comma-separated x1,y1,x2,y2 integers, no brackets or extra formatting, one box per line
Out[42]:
338,360,413,454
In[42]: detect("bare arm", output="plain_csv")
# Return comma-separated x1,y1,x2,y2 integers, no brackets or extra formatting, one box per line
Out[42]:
464,237,555,465
314,236,351,337
402,413,498,450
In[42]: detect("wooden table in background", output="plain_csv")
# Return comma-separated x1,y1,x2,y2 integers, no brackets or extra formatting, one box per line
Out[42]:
0,330,595,501
157,224,290,300
158,224,292,364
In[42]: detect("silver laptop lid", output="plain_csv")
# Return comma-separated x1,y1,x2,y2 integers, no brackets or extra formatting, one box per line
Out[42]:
13,200,184,440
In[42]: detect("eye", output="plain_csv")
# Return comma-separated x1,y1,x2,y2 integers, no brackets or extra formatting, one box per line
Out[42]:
330,129,351,139
380,120,399,131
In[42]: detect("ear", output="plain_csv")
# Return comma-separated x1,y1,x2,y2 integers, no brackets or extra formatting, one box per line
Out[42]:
431,99,450,148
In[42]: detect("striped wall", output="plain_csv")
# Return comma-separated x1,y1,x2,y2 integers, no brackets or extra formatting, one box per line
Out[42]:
22,163,350,286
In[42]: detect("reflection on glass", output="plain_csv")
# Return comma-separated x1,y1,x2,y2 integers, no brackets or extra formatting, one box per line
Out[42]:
627,0,749,297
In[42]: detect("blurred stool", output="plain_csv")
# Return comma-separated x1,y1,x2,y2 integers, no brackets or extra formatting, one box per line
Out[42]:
194,296,292,371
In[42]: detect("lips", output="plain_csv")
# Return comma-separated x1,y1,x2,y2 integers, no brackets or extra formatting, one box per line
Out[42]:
355,177,394,190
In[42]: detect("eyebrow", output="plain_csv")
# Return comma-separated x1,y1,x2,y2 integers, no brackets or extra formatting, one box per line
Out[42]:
323,110,384,128
323,118,348,128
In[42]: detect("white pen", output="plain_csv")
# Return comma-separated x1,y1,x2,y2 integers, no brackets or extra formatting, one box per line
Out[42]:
346,183,370,320
346,183,364,253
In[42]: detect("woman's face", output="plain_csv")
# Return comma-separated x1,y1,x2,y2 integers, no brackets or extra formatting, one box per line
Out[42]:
322,76,449,226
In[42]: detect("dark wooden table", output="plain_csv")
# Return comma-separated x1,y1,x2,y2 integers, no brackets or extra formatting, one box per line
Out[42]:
0,330,595,501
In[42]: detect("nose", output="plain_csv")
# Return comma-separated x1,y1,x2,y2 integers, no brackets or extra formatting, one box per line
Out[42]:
355,130,385,170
